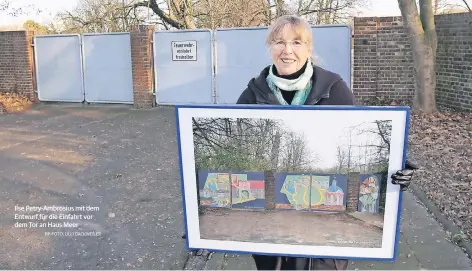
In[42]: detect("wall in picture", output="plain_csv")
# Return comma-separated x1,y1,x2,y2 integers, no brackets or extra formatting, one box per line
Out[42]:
275,173,348,212
230,172,265,209
198,171,231,208
358,173,383,213
275,173,312,210
311,174,348,212
198,171,265,209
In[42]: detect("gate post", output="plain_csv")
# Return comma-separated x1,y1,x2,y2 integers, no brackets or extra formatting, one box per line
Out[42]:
130,25,156,108
347,172,360,212
0,30,37,102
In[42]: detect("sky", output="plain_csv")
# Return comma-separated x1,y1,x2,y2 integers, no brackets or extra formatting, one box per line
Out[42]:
0,0,405,26
278,113,389,170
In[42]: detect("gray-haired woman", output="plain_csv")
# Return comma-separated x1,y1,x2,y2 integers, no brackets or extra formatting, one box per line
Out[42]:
236,14,417,270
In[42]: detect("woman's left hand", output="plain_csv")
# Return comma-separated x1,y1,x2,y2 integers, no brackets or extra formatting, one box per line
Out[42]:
391,160,419,191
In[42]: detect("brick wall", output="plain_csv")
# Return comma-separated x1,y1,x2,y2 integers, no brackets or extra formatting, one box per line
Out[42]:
435,13,472,111
0,30,36,100
347,172,360,212
130,25,156,108
264,170,276,210
353,12,472,111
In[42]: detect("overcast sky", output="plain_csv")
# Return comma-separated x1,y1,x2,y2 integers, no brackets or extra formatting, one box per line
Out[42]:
279,114,389,169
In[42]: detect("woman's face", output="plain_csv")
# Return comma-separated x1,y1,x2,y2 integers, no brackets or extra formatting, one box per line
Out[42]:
270,25,311,75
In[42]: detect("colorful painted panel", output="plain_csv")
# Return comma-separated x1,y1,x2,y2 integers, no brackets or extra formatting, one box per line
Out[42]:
198,171,231,208
275,173,312,210
230,172,265,209
358,174,382,213
311,174,348,212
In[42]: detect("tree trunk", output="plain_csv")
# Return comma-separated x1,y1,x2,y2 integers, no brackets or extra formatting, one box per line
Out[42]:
398,0,437,113
270,130,281,170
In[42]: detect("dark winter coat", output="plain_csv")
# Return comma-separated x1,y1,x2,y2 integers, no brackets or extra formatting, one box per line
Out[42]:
236,64,355,106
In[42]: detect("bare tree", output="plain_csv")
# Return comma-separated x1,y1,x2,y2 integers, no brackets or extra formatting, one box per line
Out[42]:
278,130,316,171
56,0,151,33
53,0,369,32
397,0,438,113
334,121,392,174
193,0,270,28
193,117,279,171
335,145,348,173
435,0,471,13
193,117,317,172
0,0,42,17
0,0,9,11
286,0,370,24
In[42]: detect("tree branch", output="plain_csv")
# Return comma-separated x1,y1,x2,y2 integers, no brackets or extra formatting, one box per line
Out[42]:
298,5,347,16
462,0,471,11
134,0,185,28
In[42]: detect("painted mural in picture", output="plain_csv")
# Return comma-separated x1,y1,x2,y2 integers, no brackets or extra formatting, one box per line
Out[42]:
275,173,348,211
358,173,383,213
275,174,311,210
198,171,231,208
231,172,265,209
312,174,347,211
198,171,265,209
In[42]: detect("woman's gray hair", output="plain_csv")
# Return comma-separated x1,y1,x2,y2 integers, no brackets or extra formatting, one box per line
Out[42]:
266,15,317,64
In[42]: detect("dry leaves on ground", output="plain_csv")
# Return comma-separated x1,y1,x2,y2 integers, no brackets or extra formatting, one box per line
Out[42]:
407,110,472,241
0,92,33,113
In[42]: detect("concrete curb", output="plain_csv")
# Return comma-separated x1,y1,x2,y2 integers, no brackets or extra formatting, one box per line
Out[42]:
183,249,211,270
409,183,472,258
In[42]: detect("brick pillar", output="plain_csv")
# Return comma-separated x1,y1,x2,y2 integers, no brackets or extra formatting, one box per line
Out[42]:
0,30,36,101
264,170,276,210
347,172,360,212
130,25,155,108
352,17,379,104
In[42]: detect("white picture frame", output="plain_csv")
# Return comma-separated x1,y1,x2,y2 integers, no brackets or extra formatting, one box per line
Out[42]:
175,104,410,261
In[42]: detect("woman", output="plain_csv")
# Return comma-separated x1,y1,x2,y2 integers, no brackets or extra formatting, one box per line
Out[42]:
236,15,417,270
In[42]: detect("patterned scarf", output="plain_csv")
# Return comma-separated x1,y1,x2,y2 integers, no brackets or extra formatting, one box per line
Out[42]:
266,60,313,105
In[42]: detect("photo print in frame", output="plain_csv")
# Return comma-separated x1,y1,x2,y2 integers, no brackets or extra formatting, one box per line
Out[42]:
175,104,410,261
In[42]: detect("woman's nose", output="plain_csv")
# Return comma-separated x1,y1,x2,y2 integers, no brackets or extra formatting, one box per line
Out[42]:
283,45,294,53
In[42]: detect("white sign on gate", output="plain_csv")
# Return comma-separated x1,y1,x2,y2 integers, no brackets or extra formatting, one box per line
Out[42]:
153,29,213,105
172,40,197,61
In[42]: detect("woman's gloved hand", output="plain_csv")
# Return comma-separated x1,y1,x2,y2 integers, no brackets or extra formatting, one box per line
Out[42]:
391,160,419,191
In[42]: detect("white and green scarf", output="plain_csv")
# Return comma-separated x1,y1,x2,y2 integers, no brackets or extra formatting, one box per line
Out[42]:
266,60,313,105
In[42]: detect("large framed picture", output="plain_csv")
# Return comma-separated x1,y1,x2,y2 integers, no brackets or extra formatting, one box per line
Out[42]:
175,104,410,261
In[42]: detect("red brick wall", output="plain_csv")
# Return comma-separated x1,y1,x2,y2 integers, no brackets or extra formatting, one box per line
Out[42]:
347,172,360,212
0,30,36,100
130,25,156,108
434,13,472,111
353,13,472,111
353,16,415,104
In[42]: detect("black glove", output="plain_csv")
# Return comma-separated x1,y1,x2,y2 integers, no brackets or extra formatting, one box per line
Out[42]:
391,160,419,191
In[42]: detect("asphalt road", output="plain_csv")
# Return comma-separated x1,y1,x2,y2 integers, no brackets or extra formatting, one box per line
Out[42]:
0,104,188,269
